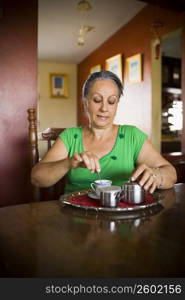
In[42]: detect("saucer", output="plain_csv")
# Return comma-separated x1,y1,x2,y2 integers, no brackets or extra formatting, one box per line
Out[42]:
88,191,100,200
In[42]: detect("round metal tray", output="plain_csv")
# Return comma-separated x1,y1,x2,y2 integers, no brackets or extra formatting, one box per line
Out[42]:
59,190,163,213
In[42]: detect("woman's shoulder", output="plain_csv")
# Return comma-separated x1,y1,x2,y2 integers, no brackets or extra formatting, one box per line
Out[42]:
119,124,138,133
120,124,145,132
120,124,135,130
62,126,82,134
119,125,147,138
59,126,82,138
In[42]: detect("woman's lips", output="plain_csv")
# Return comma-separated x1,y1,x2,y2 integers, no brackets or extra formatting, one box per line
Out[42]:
97,115,108,120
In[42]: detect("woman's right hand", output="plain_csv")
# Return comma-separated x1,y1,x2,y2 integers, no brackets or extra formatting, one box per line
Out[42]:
70,152,101,173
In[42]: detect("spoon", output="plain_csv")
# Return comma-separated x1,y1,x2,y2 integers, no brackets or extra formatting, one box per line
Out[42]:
97,171,102,183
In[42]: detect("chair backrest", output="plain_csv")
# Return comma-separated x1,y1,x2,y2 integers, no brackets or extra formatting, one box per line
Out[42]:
40,127,65,151
27,108,66,201
27,108,39,166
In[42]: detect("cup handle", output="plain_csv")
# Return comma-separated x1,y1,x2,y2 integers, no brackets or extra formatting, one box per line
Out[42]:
91,183,96,192
118,190,125,202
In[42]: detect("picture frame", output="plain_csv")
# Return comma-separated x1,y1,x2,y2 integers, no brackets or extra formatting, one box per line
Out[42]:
90,64,101,74
50,73,68,98
105,54,122,81
126,54,142,83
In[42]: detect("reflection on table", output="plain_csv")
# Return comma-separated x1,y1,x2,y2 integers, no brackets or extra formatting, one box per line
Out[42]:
0,184,185,277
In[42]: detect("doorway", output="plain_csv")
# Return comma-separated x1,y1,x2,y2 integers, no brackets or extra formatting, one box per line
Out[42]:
161,29,182,154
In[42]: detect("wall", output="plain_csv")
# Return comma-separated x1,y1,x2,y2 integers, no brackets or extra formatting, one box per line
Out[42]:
0,0,37,207
38,61,77,157
151,39,162,151
77,5,185,152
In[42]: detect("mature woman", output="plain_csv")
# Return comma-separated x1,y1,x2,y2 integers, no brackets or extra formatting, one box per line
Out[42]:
31,71,177,194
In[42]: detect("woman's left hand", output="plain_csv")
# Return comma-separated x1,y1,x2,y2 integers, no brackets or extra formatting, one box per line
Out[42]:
131,164,158,193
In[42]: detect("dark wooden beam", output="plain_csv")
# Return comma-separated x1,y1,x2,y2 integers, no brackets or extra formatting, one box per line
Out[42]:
138,0,185,12
0,0,3,19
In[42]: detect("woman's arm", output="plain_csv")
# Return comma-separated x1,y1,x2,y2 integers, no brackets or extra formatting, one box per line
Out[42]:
31,138,71,187
31,138,101,187
131,139,177,193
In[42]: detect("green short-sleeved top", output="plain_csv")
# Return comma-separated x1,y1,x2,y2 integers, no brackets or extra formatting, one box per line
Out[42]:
59,125,147,194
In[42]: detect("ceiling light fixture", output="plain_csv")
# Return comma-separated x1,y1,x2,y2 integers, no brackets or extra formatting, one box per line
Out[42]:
77,25,94,46
151,1,164,59
151,18,164,59
77,0,92,12
76,0,94,46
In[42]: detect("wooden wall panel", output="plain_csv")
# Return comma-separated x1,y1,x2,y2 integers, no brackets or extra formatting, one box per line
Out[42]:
0,0,38,207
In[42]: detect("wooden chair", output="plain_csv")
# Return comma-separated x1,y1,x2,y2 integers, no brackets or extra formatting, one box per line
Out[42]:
41,128,64,149
28,108,66,201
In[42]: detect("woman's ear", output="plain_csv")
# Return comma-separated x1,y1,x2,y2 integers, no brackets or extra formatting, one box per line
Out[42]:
83,99,88,112
83,99,90,121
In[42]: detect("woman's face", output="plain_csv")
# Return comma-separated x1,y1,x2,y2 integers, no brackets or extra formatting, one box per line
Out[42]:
85,79,120,128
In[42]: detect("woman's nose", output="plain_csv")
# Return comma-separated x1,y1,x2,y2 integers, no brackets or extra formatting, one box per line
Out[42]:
100,101,108,112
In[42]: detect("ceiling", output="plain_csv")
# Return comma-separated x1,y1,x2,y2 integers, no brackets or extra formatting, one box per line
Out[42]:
38,0,146,64
38,0,183,64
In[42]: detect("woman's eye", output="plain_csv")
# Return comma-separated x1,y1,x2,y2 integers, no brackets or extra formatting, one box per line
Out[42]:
93,98,101,103
108,101,116,105
108,99,117,105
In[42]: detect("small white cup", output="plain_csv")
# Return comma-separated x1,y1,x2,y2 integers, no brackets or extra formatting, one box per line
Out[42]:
91,179,112,197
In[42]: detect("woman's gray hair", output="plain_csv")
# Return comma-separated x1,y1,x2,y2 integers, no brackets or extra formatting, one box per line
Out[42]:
82,70,123,100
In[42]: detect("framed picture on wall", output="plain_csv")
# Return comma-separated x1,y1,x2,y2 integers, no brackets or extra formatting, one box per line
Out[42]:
50,73,68,98
105,54,122,81
126,53,142,83
90,64,101,74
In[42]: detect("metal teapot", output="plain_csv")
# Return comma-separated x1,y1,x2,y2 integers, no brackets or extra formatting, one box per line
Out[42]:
120,180,145,204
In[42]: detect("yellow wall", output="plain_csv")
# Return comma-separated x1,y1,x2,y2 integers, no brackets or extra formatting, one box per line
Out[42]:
38,60,77,157
151,39,162,152
38,60,77,130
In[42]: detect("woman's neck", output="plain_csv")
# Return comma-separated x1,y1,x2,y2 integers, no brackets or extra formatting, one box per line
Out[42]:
85,124,118,140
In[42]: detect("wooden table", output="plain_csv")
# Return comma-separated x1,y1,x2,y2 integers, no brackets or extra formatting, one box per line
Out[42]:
0,184,185,277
